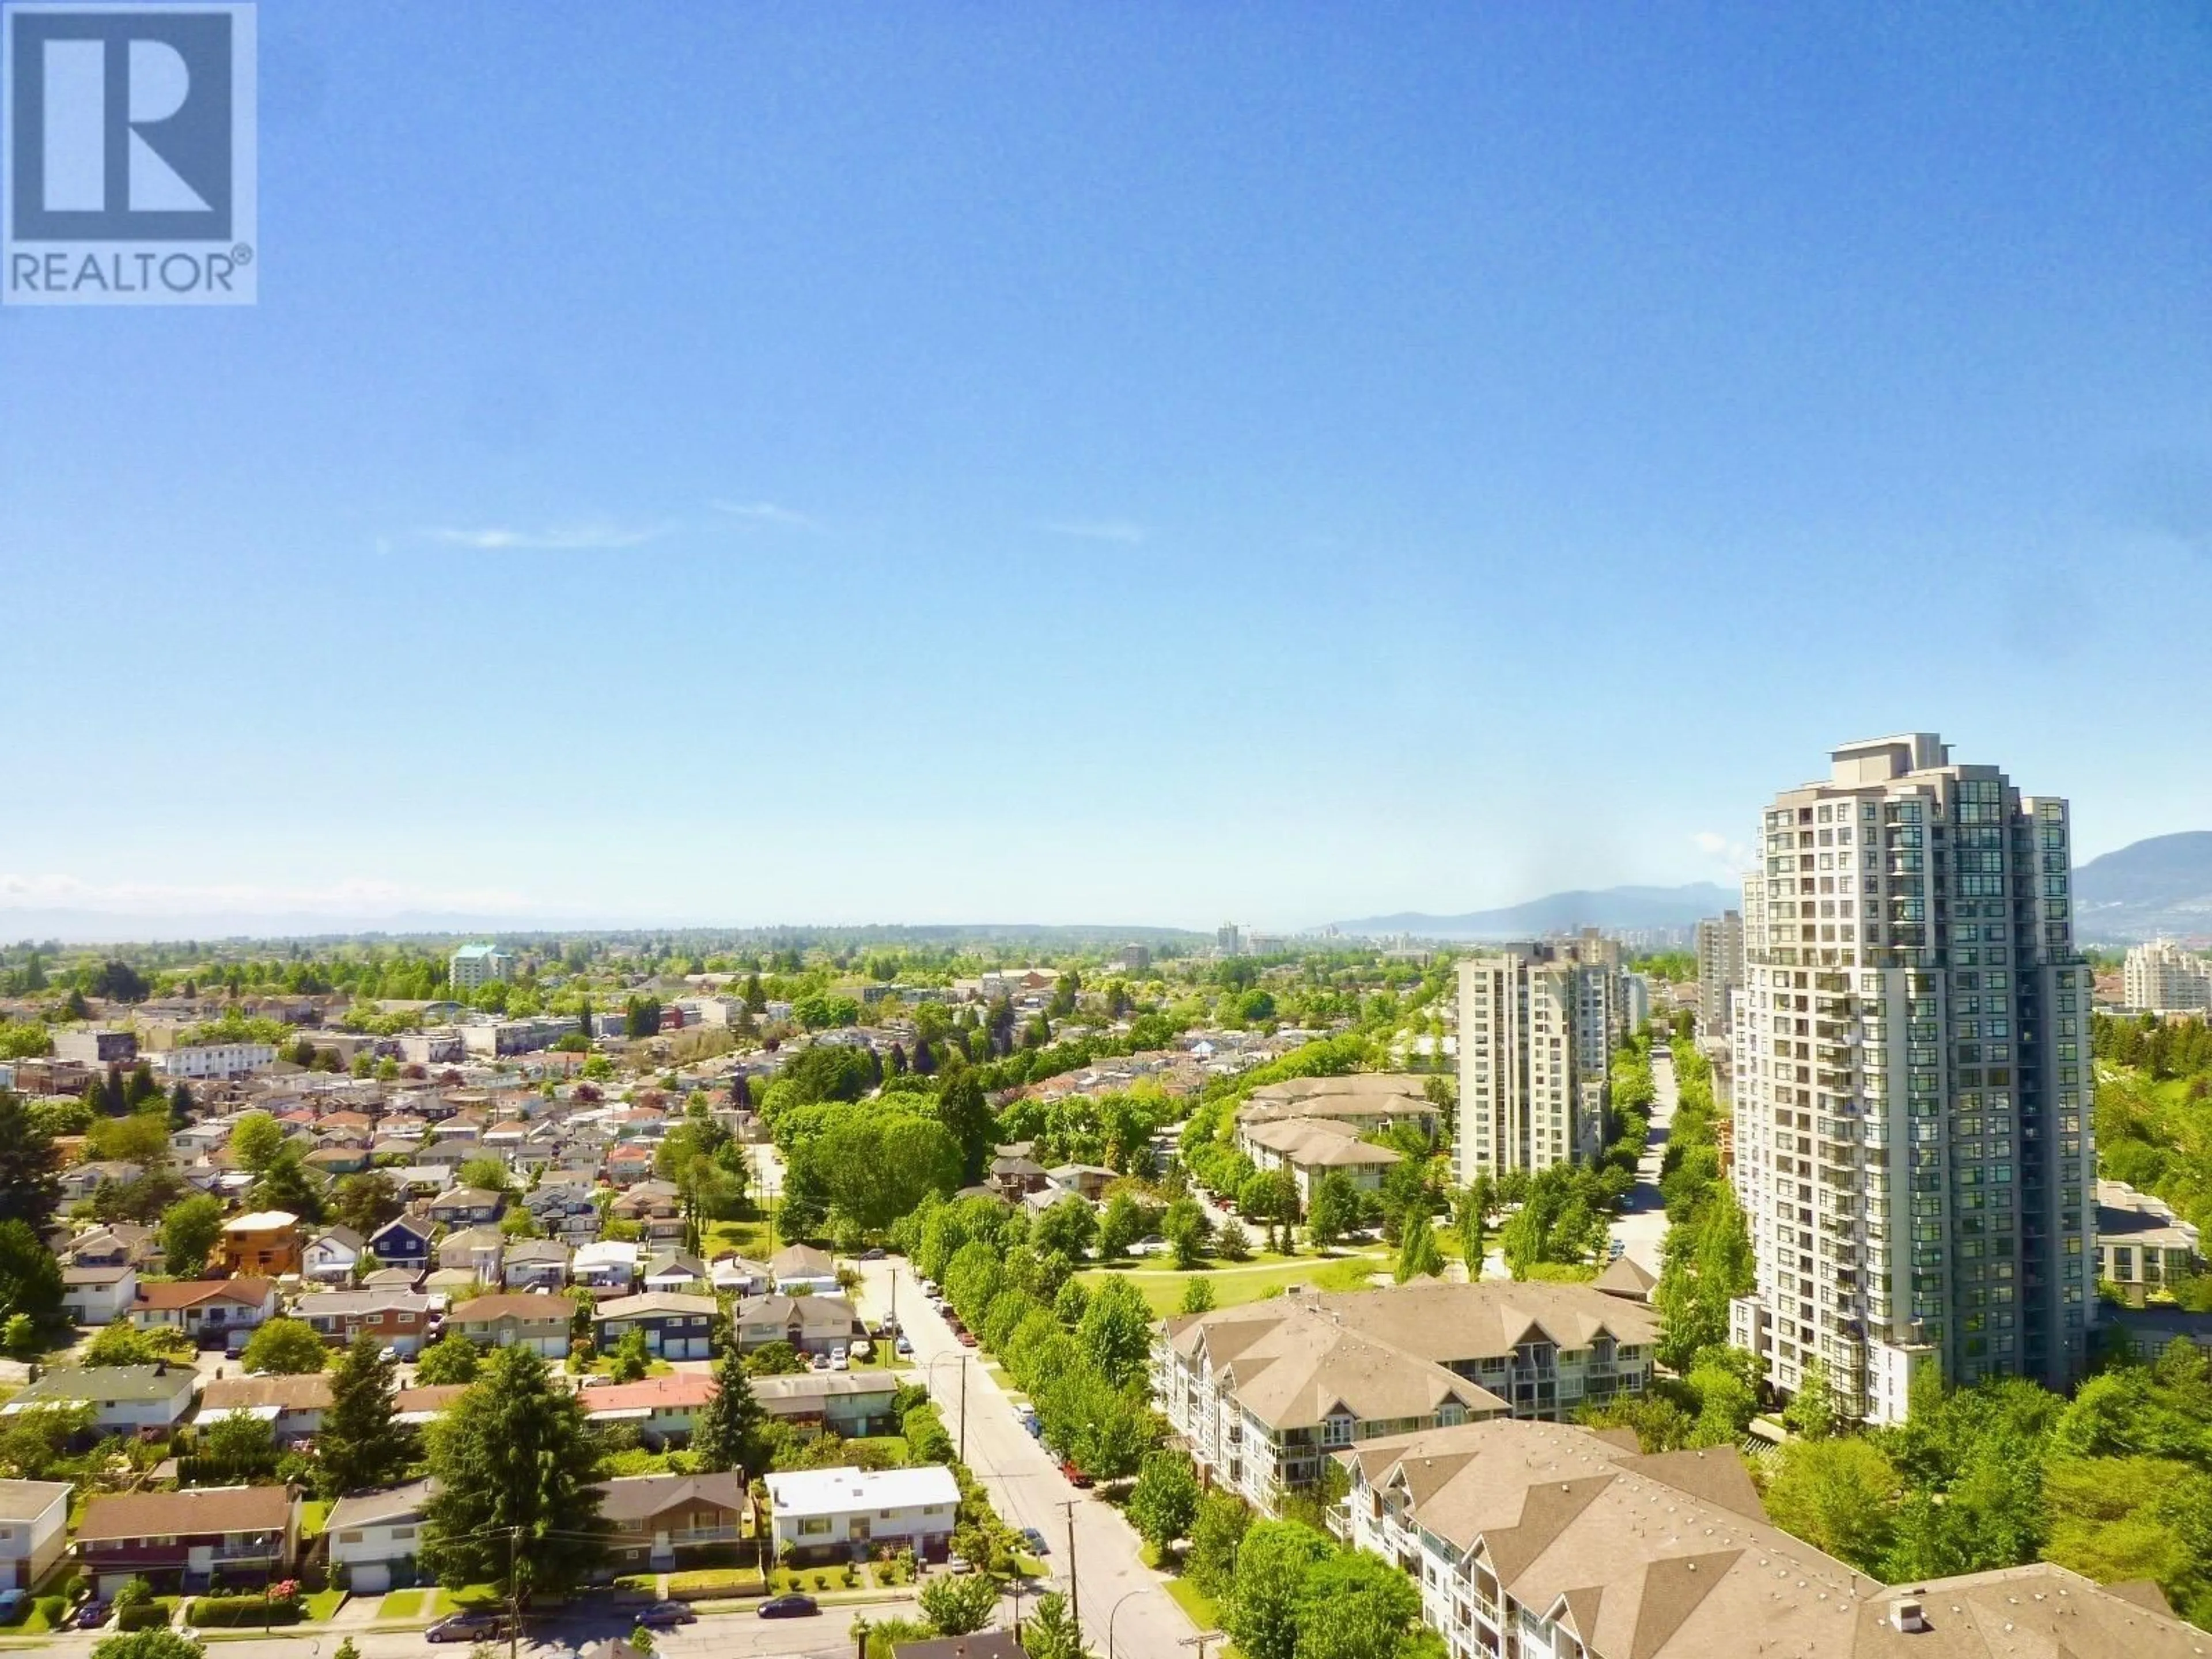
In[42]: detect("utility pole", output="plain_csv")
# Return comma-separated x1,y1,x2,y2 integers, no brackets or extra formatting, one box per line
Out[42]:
1059,1500,1081,1631
1181,1633,1220,1659
506,1524,521,1659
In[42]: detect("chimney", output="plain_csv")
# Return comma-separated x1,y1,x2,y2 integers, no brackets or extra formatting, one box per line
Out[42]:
1891,1597,1927,1633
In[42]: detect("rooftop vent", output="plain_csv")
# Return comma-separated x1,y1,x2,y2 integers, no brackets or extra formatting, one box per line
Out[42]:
1891,1599,1928,1634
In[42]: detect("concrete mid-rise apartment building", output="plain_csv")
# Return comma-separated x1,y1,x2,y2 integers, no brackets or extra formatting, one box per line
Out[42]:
2123,938,2212,1014
1729,733,2095,1425
1695,910,1744,1041
1457,934,1634,1182
448,943,513,992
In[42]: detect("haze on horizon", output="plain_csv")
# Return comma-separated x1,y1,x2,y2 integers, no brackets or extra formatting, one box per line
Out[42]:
2,5,2207,940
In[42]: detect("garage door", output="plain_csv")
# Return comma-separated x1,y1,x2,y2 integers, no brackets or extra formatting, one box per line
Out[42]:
349,1563,391,1595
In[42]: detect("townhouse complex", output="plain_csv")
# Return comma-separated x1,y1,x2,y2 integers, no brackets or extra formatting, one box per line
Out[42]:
1730,734,2095,1423
1339,1414,2206,1659
1154,1280,1657,1512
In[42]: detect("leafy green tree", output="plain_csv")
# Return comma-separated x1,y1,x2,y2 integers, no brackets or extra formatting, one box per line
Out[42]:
330,1172,402,1238
1292,1548,1422,1659
1189,1490,1250,1597
316,1335,412,1497
228,1111,285,1173
801,1108,962,1233
89,1628,206,1659
745,1340,808,1376
1078,1275,1153,1391
1393,1212,1442,1282
1179,1277,1217,1315
1782,1357,1837,1440
1224,1520,1334,1659
159,1194,226,1279
0,1092,62,1233
917,1571,998,1636
1023,1590,1093,1659
241,1317,329,1375
457,1157,513,1196
1455,1180,1491,1277
0,1221,61,1331
82,1323,172,1367
1761,1435,1898,1574
1052,1278,1090,1326
422,1345,610,1605
694,1346,766,1475
251,1149,327,1224
1097,1193,1144,1259
1128,1450,1201,1553
1164,1196,1211,1269
1033,1195,1099,1262
413,1332,483,1386
607,1326,653,1382
1306,1172,1359,1249
934,1070,996,1185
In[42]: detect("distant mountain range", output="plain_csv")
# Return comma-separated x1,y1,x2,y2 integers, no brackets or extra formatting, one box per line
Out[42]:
1335,882,1737,941
2075,832,2212,942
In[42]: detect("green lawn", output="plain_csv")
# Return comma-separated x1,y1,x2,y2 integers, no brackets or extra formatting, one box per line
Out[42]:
297,1500,331,1539
300,1590,346,1623
1079,1252,1387,1317
702,1216,774,1259
374,1590,435,1622
1165,1575,1225,1634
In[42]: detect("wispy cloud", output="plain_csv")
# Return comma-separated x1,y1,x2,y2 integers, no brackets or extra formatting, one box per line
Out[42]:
0,873,535,918
423,521,674,551
1692,831,1755,873
1037,519,1148,546
710,499,826,535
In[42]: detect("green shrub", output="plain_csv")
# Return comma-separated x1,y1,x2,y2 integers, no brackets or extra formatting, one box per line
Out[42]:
188,1594,304,1627
660,1568,765,1600
117,1603,172,1631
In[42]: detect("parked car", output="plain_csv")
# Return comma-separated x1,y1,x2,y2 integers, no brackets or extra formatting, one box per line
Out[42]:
635,1603,698,1628
71,1602,110,1631
759,1594,820,1619
1021,1525,1051,1555
859,1247,886,1260
1060,1458,1094,1488
429,1612,509,1643
831,1349,850,1372
810,1351,832,1371
917,1279,938,1298
0,1591,24,1624
1019,1406,1043,1438
957,1330,978,1348
894,1335,914,1357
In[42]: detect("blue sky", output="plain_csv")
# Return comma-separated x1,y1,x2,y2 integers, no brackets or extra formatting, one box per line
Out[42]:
2,2,2209,937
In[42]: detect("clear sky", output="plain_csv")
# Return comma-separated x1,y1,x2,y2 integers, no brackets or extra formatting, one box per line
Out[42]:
2,2,2209,937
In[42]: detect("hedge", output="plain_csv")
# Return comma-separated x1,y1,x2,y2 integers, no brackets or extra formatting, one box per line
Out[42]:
187,1596,303,1627
117,1603,172,1631
662,1569,766,1600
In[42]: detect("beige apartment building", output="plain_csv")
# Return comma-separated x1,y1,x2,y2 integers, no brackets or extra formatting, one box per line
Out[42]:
1338,1415,2207,1659
1154,1281,1656,1512
1729,734,2094,1423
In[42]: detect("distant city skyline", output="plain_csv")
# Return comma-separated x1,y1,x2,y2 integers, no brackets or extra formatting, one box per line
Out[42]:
3,6,2207,936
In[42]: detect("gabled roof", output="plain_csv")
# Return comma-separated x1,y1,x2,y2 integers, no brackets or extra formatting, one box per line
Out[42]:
78,1484,293,1542
594,1471,747,1522
135,1277,275,1312
327,1476,435,1531
599,1292,717,1321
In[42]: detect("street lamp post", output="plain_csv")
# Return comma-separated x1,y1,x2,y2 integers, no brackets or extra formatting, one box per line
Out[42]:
1108,1586,1154,1659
